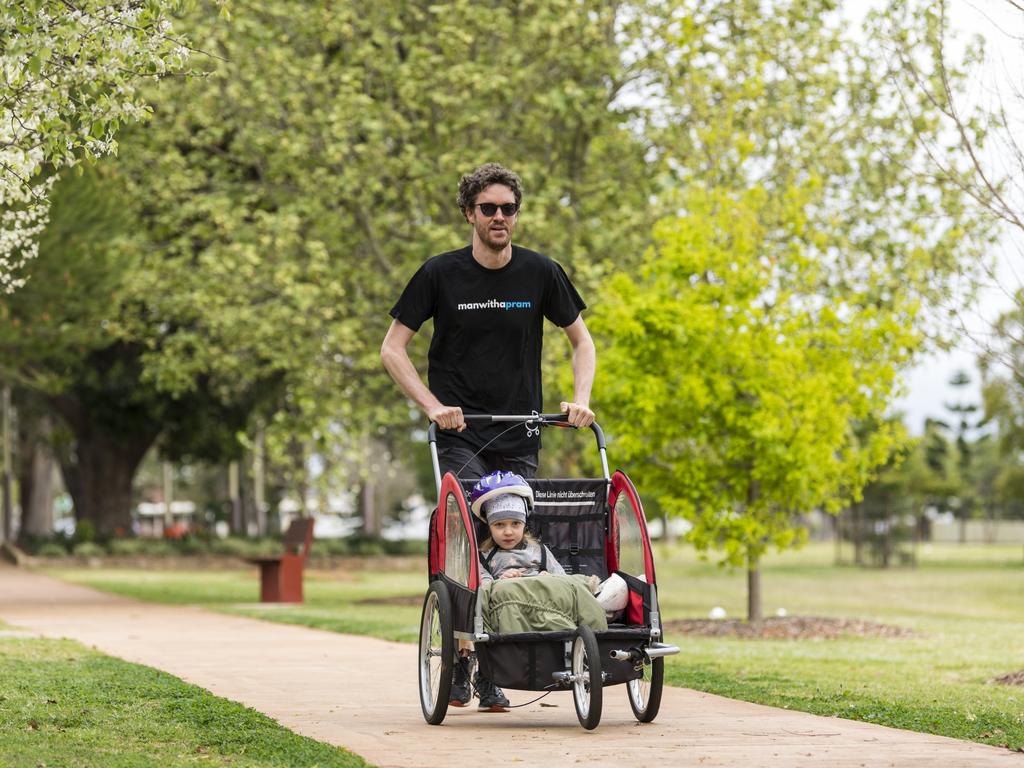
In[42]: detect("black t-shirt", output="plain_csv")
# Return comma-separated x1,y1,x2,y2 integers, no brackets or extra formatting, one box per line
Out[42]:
390,244,586,454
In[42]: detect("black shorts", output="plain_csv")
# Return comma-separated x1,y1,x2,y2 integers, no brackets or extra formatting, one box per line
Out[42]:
437,443,538,481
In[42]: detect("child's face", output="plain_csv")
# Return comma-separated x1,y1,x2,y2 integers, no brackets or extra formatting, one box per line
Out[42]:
489,519,526,550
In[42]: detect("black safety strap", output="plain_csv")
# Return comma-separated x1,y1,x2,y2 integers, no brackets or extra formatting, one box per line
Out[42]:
569,520,579,573
480,547,500,577
482,543,551,574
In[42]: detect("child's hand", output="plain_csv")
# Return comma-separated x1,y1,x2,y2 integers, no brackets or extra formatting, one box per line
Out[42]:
499,569,523,579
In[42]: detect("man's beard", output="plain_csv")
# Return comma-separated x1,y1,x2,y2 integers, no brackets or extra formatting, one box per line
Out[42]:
478,222,511,250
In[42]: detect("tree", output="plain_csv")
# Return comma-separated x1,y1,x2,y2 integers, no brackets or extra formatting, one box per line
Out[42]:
0,1,213,293
0,166,140,533
1,0,663,534
107,0,660,416
981,306,1024,518
110,0,663,526
588,0,993,621
592,186,913,620
851,450,919,569
0,166,264,535
873,0,1024,370
15,396,58,541
916,416,961,520
941,369,987,540
7,0,992,554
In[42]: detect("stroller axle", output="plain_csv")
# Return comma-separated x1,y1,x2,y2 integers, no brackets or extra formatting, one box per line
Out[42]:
552,670,610,686
610,642,681,664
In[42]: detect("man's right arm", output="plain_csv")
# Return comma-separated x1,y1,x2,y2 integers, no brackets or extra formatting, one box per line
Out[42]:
380,319,465,431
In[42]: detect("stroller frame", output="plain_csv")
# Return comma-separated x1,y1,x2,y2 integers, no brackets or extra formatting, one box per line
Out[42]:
418,413,679,730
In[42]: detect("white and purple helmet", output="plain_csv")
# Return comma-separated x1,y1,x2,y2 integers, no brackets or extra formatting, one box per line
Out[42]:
469,470,534,521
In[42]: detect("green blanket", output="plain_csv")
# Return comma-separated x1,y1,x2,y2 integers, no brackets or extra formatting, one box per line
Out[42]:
481,574,608,634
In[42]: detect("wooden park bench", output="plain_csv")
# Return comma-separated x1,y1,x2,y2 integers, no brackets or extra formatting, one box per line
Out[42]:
246,517,315,603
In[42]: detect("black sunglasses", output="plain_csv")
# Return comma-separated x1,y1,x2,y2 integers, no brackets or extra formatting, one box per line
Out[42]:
474,202,519,217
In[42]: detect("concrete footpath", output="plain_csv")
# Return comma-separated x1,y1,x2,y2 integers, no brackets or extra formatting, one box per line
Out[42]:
0,567,1019,768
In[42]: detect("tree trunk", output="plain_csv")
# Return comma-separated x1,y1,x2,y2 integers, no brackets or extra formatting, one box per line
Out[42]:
50,394,158,537
744,479,764,623
228,461,242,535
291,438,309,518
253,425,266,536
17,413,56,539
833,512,842,565
747,558,763,623
1,385,12,542
60,432,152,536
852,502,864,566
881,505,891,568
162,461,174,533
359,478,379,536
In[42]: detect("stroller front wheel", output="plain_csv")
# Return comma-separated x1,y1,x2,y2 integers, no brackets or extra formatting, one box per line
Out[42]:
627,654,664,723
571,624,603,730
418,581,454,725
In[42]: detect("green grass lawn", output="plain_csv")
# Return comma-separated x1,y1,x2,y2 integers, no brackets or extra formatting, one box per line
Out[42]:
45,542,1024,751
0,635,369,768
651,543,1024,751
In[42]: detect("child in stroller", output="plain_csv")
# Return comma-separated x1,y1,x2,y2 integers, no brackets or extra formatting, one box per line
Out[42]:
474,471,565,583
451,470,567,711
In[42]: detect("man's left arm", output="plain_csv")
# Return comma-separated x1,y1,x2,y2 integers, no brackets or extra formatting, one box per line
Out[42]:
560,316,596,428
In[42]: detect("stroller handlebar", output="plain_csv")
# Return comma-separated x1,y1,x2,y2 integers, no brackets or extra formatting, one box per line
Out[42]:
427,413,610,491
426,413,606,450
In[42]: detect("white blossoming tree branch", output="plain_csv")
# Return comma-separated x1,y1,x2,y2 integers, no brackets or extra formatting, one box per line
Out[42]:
0,1,220,293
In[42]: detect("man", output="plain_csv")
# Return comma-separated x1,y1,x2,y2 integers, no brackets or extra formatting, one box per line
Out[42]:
380,162,596,480
380,162,596,712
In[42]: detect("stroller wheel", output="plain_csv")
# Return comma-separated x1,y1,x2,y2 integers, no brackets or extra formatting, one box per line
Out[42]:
571,624,603,730
418,582,454,724
627,655,664,723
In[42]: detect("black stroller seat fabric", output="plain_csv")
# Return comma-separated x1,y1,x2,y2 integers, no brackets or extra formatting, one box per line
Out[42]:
527,479,609,578
460,478,609,579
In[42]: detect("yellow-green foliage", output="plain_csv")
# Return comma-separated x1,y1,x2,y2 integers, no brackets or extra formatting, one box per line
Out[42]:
583,1,993,570
593,185,920,567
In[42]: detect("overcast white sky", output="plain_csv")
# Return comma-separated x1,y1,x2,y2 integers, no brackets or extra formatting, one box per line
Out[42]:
866,0,1024,433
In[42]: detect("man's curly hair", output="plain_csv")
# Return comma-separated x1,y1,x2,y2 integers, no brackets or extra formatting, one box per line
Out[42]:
457,163,524,215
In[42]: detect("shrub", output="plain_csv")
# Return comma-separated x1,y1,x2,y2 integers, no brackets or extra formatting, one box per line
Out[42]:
348,536,386,556
72,541,107,558
249,537,281,556
35,542,69,557
73,519,96,544
311,539,351,557
139,539,178,557
209,537,264,558
383,539,427,556
172,537,208,556
188,523,215,543
17,535,60,555
108,539,147,556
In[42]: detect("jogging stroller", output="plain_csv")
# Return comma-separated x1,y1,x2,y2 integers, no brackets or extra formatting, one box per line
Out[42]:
417,413,679,730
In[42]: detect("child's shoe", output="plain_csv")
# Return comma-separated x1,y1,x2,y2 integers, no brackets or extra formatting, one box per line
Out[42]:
473,672,510,712
449,654,472,707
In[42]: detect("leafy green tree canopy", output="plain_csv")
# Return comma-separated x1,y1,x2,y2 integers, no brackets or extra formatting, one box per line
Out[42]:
1,0,663,533
586,0,993,618
0,1,215,292
593,185,912,566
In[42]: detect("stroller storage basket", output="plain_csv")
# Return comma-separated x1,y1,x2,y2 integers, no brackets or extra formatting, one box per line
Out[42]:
476,629,651,691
